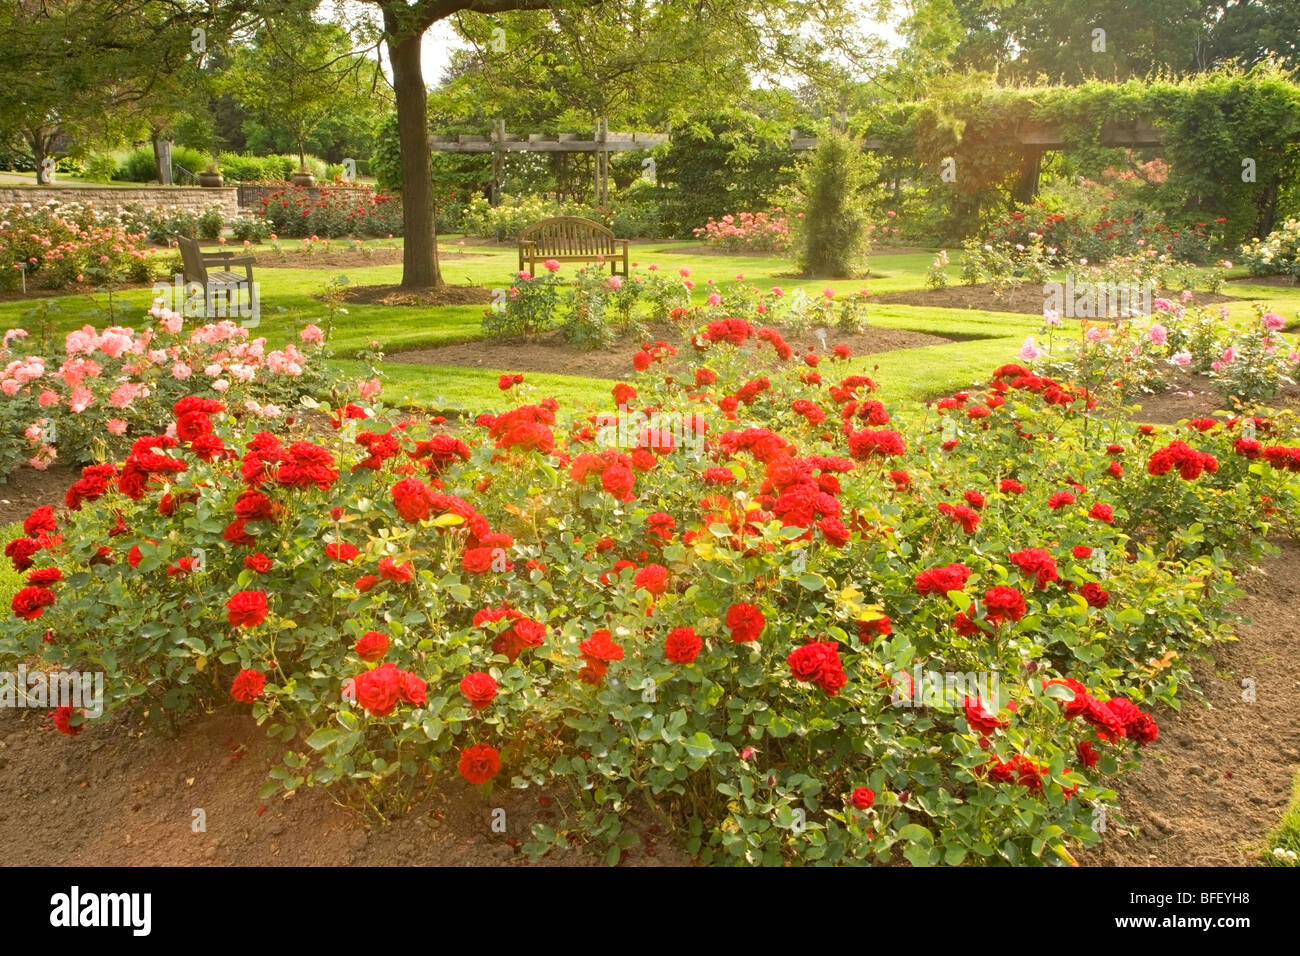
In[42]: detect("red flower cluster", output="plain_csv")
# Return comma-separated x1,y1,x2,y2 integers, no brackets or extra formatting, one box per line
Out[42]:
459,672,498,710
1046,678,1158,745
474,606,547,662
847,428,905,459
937,502,980,533
915,563,971,595
578,628,625,684
458,742,501,785
347,662,426,716
230,669,267,702
1008,548,1058,590
1147,440,1219,481
787,640,847,696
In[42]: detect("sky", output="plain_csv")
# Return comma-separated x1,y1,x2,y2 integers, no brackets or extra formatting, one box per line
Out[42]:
324,1,902,91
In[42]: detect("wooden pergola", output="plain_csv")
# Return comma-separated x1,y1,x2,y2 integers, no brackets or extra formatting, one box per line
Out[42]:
429,118,669,207
431,118,1168,206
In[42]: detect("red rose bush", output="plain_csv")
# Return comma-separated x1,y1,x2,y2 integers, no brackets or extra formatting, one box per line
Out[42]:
3,310,1298,868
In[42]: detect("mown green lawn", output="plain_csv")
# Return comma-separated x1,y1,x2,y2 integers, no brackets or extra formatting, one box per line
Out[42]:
3,238,1298,416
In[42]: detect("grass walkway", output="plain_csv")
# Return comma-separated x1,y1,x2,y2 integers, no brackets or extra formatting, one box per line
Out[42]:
2,239,1298,415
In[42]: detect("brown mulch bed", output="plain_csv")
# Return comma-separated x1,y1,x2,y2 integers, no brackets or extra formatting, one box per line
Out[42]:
1130,369,1300,425
257,247,485,270
873,284,1240,316
0,706,682,867
387,323,953,381
0,464,77,526
336,284,495,307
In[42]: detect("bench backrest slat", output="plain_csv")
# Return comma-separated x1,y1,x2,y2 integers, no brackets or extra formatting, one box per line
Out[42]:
176,235,207,284
520,216,615,257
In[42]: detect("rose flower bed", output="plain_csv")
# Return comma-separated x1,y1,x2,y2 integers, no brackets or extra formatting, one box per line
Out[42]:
3,313,1299,866
0,311,332,478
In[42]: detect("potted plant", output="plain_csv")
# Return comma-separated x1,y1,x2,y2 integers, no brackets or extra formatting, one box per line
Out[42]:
291,163,316,187
198,161,224,188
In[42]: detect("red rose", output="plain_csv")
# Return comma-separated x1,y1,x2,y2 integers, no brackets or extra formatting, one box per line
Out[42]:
787,641,847,696
633,563,668,597
378,557,414,582
963,697,1007,735
244,553,272,573
601,463,635,500
392,477,436,522
459,672,498,710
5,537,40,571
999,479,1025,494
354,631,389,662
914,563,971,595
725,602,765,644
1048,491,1076,509
23,505,56,537
325,542,360,563
12,586,56,620
1089,502,1114,524
1080,582,1110,608
51,705,83,736
1008,548,1058,590
851,787,875,810
353,662,403,716
230,669,266,703
458,743,501,785
1072,546,1093,560
1077,740,1099,769
355,574,380,593
983,585,1026,624
26,567,62,586
664,627,702,664
225,590,269,627
398,670,426,707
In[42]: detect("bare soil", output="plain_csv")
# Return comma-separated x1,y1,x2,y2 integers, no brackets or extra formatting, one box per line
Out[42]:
1129,369,1300,425
0,464,77,526
873,284,1240,316
257,247,486,270
336,284,495,307
387,323,953,381
1081,538,1300,866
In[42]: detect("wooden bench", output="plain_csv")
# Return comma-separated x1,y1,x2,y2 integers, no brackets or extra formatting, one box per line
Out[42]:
518,216,629,277
175,234,257,317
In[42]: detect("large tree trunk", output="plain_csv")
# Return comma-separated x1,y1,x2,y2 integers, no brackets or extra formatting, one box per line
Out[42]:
30,129,51,184
385,11,441,289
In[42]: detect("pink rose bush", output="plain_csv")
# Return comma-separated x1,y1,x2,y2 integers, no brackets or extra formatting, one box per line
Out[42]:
0,313,331,475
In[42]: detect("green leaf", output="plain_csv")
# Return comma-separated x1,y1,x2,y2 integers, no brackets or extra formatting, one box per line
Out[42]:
305,728,343,750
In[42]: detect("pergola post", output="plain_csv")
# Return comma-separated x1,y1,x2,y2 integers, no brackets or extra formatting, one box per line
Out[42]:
490,119,506,207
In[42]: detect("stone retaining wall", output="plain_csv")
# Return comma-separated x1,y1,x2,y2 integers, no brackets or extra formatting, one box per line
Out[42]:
0,186,241,219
